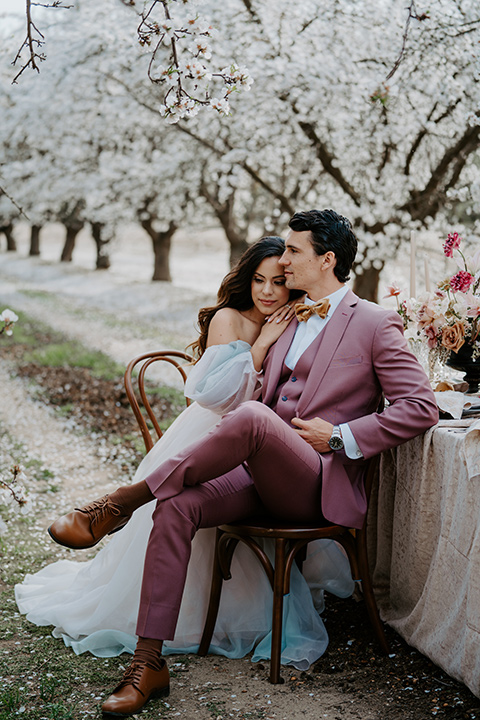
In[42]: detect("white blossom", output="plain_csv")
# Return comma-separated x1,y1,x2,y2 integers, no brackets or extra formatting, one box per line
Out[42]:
209,96,230,115
0,309,19,323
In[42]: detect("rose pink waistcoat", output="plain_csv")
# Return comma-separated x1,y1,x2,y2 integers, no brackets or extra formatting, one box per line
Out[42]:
269,330,326,424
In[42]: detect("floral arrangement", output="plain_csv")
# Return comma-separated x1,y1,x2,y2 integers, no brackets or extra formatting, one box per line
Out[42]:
386,232,480,363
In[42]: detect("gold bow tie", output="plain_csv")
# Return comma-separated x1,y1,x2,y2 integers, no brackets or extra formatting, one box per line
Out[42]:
294,299,331,322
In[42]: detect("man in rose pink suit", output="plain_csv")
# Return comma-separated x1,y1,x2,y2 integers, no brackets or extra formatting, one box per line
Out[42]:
49,209,438,716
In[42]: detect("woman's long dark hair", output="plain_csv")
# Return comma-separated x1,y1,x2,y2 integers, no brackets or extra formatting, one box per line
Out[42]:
189,236,302,359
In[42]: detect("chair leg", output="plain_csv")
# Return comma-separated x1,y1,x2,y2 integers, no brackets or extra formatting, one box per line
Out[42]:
269,538,287,684
198,529,224,656
357,532,389,654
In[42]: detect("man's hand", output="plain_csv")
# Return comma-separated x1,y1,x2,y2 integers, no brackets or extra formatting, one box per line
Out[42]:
291,416,334,453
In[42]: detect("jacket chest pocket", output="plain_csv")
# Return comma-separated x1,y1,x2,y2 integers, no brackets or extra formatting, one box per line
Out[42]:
329,354,363,368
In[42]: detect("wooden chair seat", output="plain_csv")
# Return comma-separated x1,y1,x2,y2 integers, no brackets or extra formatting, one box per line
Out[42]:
198,454,389,683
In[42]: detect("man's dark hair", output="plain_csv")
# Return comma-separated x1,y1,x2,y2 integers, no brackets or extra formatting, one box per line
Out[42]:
288,209,358,283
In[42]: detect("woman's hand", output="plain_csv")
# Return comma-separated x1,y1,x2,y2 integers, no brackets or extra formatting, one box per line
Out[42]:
265,302,296,325
250,303,296,371
260,302,295,340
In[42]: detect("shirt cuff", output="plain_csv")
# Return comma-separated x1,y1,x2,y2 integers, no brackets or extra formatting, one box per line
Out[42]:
339,423,364,460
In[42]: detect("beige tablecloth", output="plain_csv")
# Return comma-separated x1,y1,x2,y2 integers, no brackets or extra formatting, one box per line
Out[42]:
369,419,480,698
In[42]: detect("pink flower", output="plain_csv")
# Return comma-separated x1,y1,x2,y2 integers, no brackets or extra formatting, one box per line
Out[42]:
443,232,461,258
463,291,480,318
424,324,439,349
383,282,403,298
416,302,437,329
450,271,474,293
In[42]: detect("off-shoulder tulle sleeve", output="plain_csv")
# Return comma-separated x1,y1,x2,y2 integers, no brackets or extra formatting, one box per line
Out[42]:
184,340,263,414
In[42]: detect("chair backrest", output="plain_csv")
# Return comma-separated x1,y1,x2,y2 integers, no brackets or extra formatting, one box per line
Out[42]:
124,350,194,454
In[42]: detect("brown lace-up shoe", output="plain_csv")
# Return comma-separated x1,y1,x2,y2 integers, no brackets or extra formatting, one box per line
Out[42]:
102,658,170,717
48,494,131,549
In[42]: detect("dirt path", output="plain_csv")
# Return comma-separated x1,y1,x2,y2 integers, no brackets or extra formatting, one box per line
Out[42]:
0,362,121,512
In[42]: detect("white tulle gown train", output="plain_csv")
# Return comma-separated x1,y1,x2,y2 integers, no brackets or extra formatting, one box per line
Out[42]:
15,342,354,670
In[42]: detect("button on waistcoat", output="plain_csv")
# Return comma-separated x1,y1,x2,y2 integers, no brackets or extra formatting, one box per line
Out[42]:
270,329,326,423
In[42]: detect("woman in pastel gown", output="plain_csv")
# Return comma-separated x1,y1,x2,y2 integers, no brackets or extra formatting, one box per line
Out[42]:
15,236,354,671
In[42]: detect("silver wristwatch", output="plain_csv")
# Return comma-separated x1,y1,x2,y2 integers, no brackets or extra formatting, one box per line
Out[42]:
328,425,344,451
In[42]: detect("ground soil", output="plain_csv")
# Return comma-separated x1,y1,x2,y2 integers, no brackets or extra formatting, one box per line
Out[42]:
1,228,480,719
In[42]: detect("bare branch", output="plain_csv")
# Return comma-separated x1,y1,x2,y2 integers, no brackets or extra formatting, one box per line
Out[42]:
11,0,70,84
31,1,72,6
386,1,430,81
0,185,30,220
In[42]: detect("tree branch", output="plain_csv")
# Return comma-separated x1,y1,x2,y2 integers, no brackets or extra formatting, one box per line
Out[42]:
11,0,71,84
404,97,462,175
386,1,430,81
401,121,480,220
296,120,361,207
0,185,30,220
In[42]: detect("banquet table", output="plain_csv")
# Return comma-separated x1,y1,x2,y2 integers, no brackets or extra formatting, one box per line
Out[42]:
368,418,480,698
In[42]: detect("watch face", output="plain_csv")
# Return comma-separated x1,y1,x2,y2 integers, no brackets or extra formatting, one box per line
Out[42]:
328,435,344,451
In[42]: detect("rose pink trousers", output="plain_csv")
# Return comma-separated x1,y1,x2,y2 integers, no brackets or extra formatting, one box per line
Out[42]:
136,401,323,640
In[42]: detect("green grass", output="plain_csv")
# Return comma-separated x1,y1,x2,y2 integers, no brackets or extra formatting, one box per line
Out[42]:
0,306,125,381
23,341,125,381
1,308,63,347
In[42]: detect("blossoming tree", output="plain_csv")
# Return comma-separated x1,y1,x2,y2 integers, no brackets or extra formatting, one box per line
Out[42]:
2,0,480,298
168,0,480,299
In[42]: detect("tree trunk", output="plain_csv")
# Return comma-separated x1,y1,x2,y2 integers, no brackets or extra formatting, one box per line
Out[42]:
61,222,84,262
228,235,249,267
211,201,249,267
353,265,381,303
141,218,176,281
29,225,41,256
91,222,111,269
199,183,249,268
1,224,16,251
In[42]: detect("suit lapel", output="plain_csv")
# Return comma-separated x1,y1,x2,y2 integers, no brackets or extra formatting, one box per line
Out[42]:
262,319,298,405
296,290,358,416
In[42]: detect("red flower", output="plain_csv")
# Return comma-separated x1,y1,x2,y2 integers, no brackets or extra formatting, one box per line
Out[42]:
450,271,474,293
443,232,461,258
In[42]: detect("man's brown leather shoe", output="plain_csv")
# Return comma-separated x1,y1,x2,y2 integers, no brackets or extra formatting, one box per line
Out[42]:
102,658,169,717
48,495,131,549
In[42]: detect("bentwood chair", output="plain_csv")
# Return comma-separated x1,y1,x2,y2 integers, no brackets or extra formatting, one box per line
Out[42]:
198,453,390,683
124,350,194,453
124,351,389,684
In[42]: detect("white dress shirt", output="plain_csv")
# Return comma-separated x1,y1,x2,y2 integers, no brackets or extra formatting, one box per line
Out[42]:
285,286,363,460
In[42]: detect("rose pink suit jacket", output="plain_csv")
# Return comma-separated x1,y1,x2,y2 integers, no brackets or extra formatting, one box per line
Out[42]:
261,289,439,529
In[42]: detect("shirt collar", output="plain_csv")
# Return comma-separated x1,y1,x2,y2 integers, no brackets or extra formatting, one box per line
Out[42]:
304,285,348,317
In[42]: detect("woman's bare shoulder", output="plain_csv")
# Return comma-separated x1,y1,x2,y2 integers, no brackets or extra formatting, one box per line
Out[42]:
207,307,244,345
209,307,242,329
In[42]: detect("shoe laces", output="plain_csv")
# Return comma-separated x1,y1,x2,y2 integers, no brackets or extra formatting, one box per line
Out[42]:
76,496,123,526
117,659,148,697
